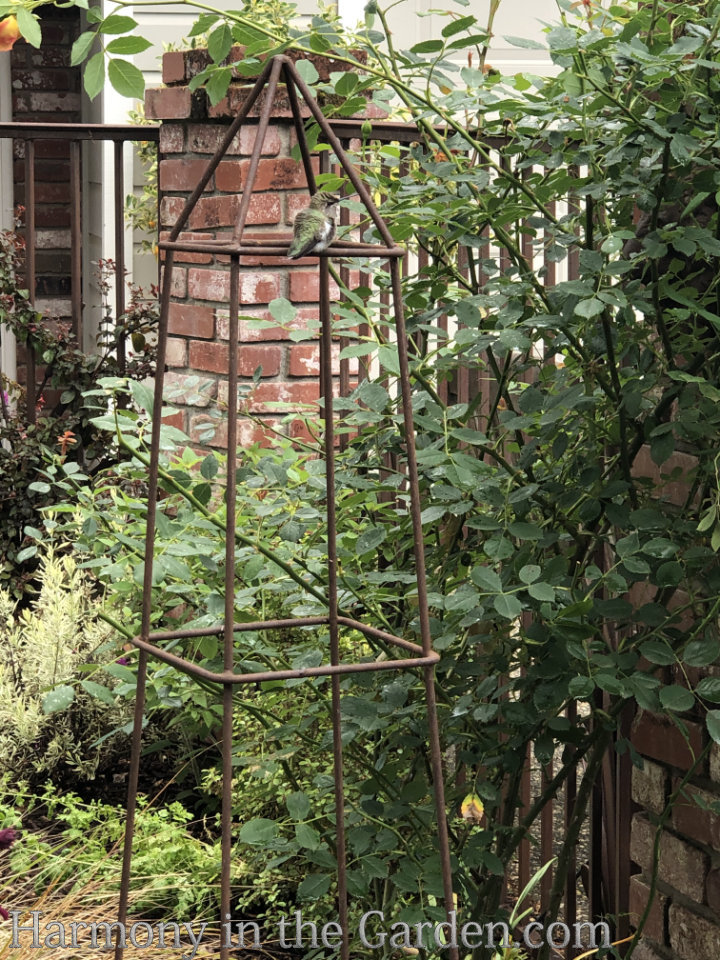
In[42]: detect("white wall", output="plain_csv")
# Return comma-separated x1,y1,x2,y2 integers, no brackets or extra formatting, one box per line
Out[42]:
0,51,16,387
339,0,557,72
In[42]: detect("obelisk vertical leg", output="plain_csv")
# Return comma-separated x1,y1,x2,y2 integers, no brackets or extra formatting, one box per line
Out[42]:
320,255,349,960
116,250,174,960
390,258,456,960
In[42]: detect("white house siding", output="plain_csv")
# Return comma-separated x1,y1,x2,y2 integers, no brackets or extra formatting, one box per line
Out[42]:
340,0,556,73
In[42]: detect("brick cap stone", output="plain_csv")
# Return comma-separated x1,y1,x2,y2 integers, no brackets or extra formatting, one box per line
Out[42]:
151,48,387,123
162,47,368,86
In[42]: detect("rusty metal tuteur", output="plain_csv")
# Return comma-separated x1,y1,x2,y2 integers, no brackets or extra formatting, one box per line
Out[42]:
115,55,456,960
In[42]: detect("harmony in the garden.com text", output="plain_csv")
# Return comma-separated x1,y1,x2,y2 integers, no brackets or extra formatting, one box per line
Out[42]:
9,909,611,957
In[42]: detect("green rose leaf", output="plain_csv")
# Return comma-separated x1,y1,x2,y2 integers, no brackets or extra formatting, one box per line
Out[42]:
108,59,146,100
298,873,331,900
286,791,311,821
239,819,278,845
43,685,75,715
659,685,694,713
84,52,106,101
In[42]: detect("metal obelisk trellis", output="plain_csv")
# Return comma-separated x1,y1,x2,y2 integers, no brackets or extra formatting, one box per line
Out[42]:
116,55,456,960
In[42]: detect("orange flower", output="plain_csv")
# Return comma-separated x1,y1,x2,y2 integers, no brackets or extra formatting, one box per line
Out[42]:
57,429,77,456
0,16,21,51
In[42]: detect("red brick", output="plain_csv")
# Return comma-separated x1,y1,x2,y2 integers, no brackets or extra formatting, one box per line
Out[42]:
287,193,310,223
161,196,185,228
187,269,230,302
188,341,281,377
14,158,70,182
242,157,311,192
233,47,368,81
162,50,187,84
12,68,73,91
631,814,708,900
209,85,306,121
215,306,317,342
672,779,720,850
169,267,187,299
669,903,720,960
631,942,666,960
632,759,667,816
707,868,720,913
239,271,281,304
34,207,70,228
11,109,78,124
13,91,81,113
31,182,75,203
188,195,241,229
36,228,71,250
632,710,704,771
165,372,218,407
187,123,281,157
246,194,281,225
159,158,213,192
162,409,186,432
145,87,205,121
288,343,354,378
186,413,221,446
289,270,340,302
215,160,244,192
711,744,720,784
168,303,215,339
247,380,320,413
187,268,280,304
629,875,667,944
289,416,317,443
189,414,277,449
35,297,71,319
166,337,188,367
29,47,71,68
631,814,656,875
208,80,375,122
667,836,710,900
159,124,185,154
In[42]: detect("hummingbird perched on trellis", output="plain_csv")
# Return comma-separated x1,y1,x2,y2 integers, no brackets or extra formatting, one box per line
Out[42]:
287,190,341,259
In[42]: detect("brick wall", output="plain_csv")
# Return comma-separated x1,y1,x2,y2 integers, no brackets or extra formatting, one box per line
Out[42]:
146,50,374,447
10,6,82,389
629,448,720,959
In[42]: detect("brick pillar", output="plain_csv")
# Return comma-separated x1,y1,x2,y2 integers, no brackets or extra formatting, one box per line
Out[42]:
628,448,720,960
10,6,82,388
146,50,378,447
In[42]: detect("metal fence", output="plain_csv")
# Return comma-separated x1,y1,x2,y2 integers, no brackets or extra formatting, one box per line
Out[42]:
0,121,159,422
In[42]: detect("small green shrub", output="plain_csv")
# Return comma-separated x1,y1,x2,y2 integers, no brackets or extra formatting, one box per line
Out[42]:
1,787,221,921
0,546,130,789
